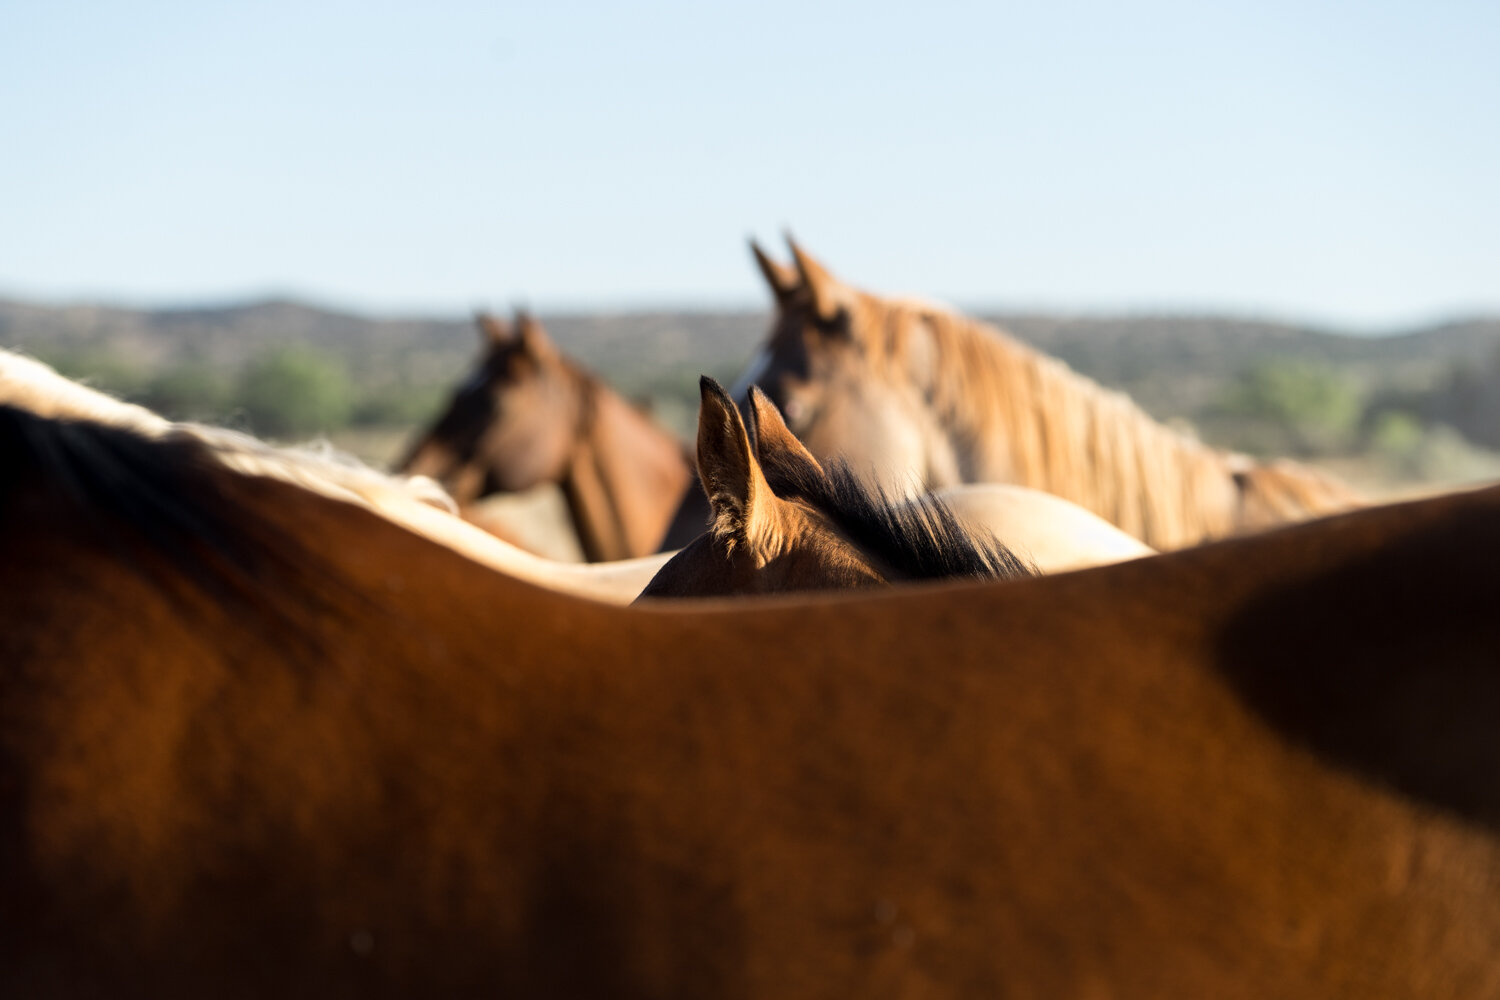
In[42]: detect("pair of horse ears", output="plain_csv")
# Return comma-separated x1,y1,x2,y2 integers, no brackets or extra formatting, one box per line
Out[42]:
751,238,851,329
695,376,822,548
476,311,555,361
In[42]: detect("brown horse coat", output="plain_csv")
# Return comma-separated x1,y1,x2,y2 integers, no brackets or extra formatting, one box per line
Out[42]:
400,311,693,561
640,378,1034,597
3,402,1500,998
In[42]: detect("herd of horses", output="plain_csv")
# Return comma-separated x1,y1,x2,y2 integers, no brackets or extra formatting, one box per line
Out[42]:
398,241,1360,562
2,240,1498,996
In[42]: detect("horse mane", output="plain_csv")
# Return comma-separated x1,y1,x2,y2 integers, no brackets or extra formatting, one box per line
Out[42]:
846,292,1362,549
0,348,173,433
1232,458,1365,530
0,347,458,512
763,454,1036,583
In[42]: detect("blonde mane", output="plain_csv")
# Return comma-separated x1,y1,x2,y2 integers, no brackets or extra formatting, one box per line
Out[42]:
841,286,1362,550
0,349,174,435
0,348,458,511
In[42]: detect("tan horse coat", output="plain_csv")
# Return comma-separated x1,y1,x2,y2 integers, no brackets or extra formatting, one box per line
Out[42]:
747,239,1362,549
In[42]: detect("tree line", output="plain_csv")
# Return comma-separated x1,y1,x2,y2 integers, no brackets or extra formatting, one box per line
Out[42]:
45,345,443,439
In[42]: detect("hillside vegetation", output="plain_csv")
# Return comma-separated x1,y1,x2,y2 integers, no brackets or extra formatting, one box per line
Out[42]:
4,297,1499,495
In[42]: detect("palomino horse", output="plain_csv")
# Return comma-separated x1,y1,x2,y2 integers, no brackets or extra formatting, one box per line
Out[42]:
741,238,1363,550
640,378,1035,597
398,311,694,561
5,398,1500,997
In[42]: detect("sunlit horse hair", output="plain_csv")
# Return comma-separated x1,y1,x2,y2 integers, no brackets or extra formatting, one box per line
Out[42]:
0,348,457,512
749,239,1362,550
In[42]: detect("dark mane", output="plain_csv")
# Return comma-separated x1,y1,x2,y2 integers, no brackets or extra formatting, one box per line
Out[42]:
763,455,1036,583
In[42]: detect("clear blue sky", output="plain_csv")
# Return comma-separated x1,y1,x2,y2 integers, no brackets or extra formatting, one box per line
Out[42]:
2,1,1495,328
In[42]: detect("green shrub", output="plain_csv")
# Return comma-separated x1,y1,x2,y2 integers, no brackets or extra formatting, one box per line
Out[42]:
236,347,353,438
1218,359,1362,455
141,362,234,422
351,383,447,428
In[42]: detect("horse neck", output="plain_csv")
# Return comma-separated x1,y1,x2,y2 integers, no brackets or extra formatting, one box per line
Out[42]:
560,379,692,562
922,315,1249,550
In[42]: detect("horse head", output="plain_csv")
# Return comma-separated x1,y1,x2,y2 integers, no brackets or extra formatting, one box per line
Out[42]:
639,376,1029,598
397,310,583,506
743,237,957,497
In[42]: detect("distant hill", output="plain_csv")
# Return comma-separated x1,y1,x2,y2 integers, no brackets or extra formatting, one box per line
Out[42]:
990,313,1500,418
5,294,1496,424
0,298,765,411
5,295,1500,495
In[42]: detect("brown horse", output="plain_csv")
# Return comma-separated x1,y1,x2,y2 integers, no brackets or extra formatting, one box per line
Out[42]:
640,378,1034,598
398,311,693,561
5,399,1500,997
0,346,672,603
742,238,1363,550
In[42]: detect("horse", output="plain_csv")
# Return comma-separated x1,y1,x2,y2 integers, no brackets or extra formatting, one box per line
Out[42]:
0,350,1127,606
398,310,694,562
935,482,1156,571
5,394,1500,998
740,238,1364,550
0,348,666,603
639,378,1036,597
6,389,1500,996
461,487,588,563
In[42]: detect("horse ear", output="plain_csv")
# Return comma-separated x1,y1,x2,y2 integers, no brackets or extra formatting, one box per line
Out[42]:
786,238,846,325
696,376,775,549
746,385,824,491
512,310,558,362
476,312,512,349
750,238,799,305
